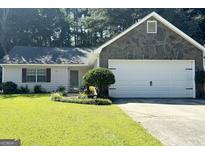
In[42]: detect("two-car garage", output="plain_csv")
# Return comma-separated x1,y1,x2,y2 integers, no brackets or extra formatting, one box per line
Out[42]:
108,60,195,98
97,13,205,99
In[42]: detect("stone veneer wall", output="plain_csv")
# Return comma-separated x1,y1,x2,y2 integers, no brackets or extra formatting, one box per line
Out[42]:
99,17,203,70
99,17,204,97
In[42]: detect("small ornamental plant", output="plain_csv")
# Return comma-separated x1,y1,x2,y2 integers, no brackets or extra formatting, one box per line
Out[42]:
83,68,115,97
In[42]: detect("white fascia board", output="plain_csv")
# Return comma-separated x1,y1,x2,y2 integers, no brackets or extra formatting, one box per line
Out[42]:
152,12,205,51
95,12,205,53
95,12,155,53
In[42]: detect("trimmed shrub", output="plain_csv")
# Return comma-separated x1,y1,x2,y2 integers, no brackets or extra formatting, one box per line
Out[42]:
78,92,88,99
0,83,2,91
195,70,205,97
59,98,96,104
56,86,66,93
52,96,112,105
89,86,97,95
17,86,30,94
2,81,17,94
83,68,115,97
56,86,67,96
82,86,97,99
95,98,112,105
34,85,45,93
51,92,63,101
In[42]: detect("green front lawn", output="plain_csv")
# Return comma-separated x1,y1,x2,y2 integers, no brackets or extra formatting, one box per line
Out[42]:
0,94,161,145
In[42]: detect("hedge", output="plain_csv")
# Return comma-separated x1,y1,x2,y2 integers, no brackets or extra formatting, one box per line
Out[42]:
51,94,112,105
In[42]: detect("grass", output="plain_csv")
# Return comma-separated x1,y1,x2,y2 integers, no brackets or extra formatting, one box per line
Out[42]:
0,94,162,146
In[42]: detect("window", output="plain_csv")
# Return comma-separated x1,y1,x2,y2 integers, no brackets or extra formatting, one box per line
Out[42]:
26,69,36,82
37,69,47,82
24,68,50,83
147,20,157,33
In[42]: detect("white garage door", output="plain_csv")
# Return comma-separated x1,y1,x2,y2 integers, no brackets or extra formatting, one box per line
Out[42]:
108,60,195,98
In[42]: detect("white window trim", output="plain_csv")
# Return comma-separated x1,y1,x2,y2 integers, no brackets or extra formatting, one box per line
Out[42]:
26,68,37,83
26,68,47,83
147,20,157,34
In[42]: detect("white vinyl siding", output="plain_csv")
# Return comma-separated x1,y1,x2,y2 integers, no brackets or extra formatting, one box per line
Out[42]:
2,65,91,92
109,60,195,98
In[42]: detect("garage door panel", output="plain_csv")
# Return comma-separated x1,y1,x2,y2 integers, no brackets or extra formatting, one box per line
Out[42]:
109,60,195,98
112,80,193,87
109,90,193,98
109,91,192,98
111,86,191,93
114,72,193,81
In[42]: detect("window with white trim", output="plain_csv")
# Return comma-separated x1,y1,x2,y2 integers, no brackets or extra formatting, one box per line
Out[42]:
37,69,47,82
26,69,36,82
147,20,157,33
26,68,47,82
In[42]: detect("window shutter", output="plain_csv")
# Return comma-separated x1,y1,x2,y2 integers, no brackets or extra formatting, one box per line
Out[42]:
22,68,27,83
46,68,51,82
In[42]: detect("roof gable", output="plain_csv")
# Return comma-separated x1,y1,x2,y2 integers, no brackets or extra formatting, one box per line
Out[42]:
95,12,205,53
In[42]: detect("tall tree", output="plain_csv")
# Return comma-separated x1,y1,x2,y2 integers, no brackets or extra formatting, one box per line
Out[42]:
0,8,204,59
0,8,10,55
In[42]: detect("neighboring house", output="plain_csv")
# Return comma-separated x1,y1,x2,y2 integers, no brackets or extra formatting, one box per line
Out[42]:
1,12,205,98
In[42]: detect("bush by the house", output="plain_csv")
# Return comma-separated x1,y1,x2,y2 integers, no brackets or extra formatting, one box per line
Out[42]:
59,98,96,104
51,92,112,105
88,86,96,95
17,86,30,94
83,68,115,97
195,70,205,97
56,97,112,105
51,92,63,101
82,86,97,98
34,85,46,93
78,92,88,99
0,83,2,91
56,86,67,96
95,98,112,105
2,81,18,94
56,86,66,92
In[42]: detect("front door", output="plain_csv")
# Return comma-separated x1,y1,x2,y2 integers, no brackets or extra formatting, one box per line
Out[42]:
70,70,79,92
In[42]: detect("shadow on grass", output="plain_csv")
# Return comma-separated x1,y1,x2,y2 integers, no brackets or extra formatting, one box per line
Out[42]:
0,93,50,99
113,98,205,105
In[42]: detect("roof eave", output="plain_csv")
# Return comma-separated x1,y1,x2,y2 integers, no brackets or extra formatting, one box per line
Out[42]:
0,63,92,67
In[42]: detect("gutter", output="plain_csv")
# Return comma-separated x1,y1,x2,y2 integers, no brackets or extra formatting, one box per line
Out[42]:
0,63,92,67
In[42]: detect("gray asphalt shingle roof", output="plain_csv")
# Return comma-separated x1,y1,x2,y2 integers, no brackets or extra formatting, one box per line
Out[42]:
1,46,95,64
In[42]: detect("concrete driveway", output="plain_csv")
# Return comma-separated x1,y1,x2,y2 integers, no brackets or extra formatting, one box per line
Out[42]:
116,99,205,146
